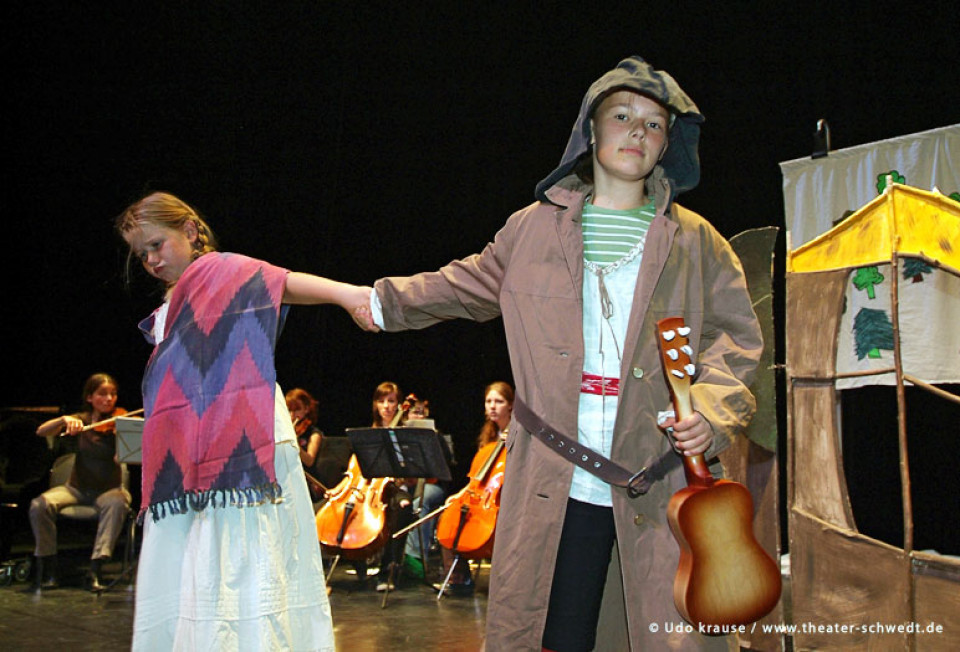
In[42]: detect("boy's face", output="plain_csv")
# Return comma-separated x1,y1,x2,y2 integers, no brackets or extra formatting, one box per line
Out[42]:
590,90,670,192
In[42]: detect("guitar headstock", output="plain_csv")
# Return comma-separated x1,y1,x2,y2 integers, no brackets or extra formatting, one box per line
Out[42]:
656,316,696,419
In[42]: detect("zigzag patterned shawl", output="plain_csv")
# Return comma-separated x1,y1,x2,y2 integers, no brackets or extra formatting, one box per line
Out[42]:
138,252,289,522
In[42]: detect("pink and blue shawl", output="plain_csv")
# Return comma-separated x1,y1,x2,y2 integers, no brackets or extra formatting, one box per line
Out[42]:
138,252,289,521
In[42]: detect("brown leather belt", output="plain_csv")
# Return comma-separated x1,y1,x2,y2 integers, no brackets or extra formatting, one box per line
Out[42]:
513,397,681,498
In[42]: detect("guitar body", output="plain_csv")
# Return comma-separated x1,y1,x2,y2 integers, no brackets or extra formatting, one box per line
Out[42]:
667,479,781,627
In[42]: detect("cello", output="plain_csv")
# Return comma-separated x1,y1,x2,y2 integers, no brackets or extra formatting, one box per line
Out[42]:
314,394,413,564
657,316,781,628
435,436,506,561
315,453,391,560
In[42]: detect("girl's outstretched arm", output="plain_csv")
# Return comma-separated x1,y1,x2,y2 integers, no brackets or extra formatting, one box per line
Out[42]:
283,272,379,331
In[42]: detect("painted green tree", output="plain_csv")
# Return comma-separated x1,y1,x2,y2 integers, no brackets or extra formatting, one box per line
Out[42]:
854,307,895,360
853,266,884,299
876,170,906,193
902,257,934,283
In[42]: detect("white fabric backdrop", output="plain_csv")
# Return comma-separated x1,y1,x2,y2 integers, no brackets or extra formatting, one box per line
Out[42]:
781,125,960,388
780,124,960,248
834,264,960,388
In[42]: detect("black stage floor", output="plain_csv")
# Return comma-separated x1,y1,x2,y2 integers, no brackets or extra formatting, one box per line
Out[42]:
0,543,488,651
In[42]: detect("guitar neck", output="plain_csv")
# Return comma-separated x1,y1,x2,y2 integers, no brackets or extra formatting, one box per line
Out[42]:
657,317,713,487
669,370,714,487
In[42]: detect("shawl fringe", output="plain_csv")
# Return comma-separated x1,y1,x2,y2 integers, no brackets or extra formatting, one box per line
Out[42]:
139,481,284,523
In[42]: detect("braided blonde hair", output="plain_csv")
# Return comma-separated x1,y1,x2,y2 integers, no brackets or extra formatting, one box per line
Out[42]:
116,191,218,281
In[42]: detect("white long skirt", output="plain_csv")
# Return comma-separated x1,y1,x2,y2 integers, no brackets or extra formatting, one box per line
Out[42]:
132,388,334,651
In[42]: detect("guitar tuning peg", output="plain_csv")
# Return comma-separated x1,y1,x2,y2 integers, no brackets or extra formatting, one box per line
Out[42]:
677,326,691,337
684,363,696,376
662,330,676,341
670,369,686,378
680,345,693,356
666,349,679,361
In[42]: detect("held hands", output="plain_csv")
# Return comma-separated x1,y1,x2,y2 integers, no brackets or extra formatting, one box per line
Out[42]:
658,410,713,457
342,285,380,333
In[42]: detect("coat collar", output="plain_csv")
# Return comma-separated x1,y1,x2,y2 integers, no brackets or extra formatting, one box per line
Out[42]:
549,185,587,310
619,206,678,384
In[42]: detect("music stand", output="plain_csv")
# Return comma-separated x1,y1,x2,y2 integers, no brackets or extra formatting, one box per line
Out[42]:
346,427,452,605
102,416,144,596
345,427,451,482
115,416,143,464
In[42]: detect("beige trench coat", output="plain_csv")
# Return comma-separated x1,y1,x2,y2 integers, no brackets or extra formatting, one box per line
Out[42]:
376,174,762,651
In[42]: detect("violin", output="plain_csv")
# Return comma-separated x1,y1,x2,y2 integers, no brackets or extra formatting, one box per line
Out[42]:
61,407,144,436
315,454,391,560
294,416,314,438
435,437,506,559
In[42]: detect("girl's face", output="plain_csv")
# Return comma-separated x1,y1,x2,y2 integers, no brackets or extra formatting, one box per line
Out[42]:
124,221,197,285
590,90,669,193
87,382,118,417
376,392,399,425
287,399,308,423
485,390,512,429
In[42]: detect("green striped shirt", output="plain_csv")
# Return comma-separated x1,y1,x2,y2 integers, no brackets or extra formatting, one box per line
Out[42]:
581,200,655,265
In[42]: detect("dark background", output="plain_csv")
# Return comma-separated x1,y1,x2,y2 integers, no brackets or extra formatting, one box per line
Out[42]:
4,2,959,534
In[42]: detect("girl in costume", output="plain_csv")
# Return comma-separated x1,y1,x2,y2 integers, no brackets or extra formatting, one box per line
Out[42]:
117,191,364,651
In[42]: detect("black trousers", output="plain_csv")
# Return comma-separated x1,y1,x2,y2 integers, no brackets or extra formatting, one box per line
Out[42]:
379,485,414,579
542,498,617,652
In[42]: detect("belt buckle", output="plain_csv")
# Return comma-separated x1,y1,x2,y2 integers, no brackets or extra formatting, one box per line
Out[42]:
626,467,649,498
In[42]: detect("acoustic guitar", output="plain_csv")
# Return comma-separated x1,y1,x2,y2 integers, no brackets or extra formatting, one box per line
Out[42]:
657,316,781,629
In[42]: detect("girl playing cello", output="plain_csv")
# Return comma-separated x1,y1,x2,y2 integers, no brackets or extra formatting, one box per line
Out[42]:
434,381,514,596
315,382,414,591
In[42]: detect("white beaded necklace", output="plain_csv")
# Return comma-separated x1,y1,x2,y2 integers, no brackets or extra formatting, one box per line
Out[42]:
583,235,646,322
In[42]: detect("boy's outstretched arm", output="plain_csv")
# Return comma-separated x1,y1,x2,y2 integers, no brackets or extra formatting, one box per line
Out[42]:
282,272,380,332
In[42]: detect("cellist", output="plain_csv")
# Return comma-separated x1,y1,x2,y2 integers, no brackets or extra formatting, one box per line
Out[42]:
434,381,514,596
315,382,413,591
369,383,416,592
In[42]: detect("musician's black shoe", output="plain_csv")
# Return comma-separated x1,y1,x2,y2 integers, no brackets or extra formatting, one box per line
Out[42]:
34,555,58,590
87,558,105,592
432,579,474,596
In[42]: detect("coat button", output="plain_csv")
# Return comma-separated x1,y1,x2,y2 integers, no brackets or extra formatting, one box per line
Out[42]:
632,367,644,379
634,514,645,526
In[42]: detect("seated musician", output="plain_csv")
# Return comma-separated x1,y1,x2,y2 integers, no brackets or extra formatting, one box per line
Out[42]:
434,381,514,596
369,382,415,592
30,373,132,591
285,387,325,504
400,395,449,579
